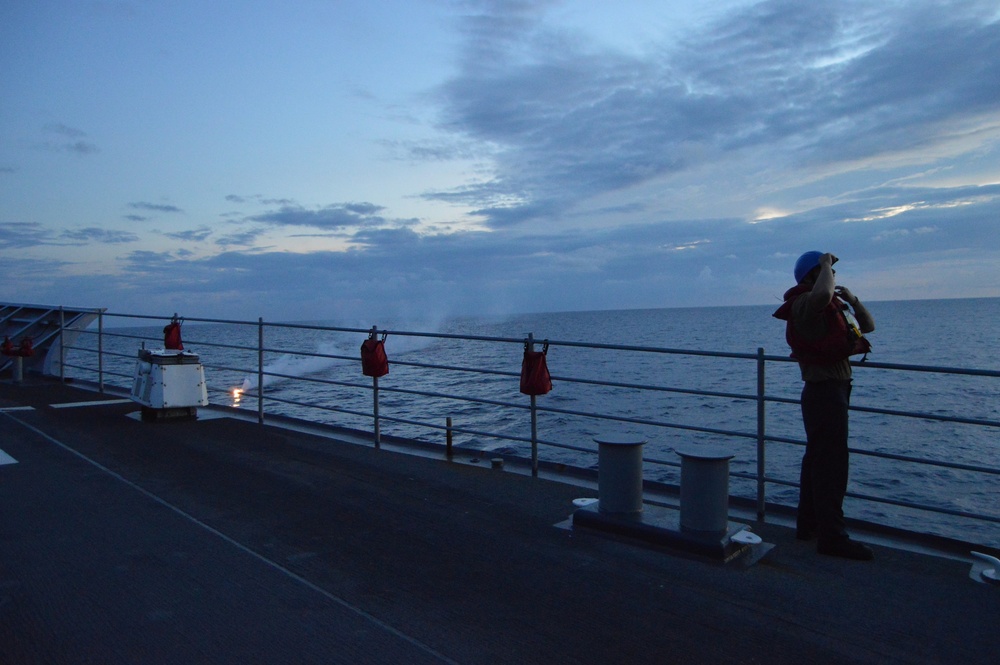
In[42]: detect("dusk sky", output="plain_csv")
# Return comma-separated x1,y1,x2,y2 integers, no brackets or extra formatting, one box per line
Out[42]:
2,1,999,325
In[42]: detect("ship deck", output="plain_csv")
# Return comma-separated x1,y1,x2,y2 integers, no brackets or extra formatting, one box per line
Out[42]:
2,378,998,664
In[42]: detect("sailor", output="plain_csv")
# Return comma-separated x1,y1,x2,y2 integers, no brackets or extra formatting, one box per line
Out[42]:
773,251,876,561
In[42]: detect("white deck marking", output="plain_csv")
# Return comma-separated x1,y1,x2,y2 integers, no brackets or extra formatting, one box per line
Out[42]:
0,448,17,465
0,406,35,412
2,411,459,665
49,399,133,409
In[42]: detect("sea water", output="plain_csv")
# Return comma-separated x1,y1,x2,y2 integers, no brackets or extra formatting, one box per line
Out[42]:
78,298,1000,546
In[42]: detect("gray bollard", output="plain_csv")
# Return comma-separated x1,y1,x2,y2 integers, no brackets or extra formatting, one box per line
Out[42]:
675,446,735,534
594,435,646,515
13,356,23,383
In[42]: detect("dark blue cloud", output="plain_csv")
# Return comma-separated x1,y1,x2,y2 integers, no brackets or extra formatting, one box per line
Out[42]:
247,202,386,230
427,1,1000,229
122,250,176,270
129,202,184,214
60,227,139,244
3,222,139,248
215,228,267,247
7,178,997,320
0,222,53,249
163,226,213,242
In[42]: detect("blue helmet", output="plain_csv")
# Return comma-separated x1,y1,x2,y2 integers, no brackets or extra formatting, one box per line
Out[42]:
793,251,824,284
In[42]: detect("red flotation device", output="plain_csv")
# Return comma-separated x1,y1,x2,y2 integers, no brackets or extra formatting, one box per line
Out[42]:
520,340,552,395
163,316,184,350
1,336,33,357
361,332,389,377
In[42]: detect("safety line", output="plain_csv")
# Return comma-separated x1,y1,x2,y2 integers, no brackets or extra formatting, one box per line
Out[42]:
3,411,460,665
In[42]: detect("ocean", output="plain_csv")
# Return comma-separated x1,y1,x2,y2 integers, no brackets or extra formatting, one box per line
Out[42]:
77,297,1000,547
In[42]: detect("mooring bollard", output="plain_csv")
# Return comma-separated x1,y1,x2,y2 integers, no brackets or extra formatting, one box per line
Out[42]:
675,446,735,534
594,435,646,515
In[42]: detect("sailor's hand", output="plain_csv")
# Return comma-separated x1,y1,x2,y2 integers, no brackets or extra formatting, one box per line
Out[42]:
835,285,858,305
820,253,839,267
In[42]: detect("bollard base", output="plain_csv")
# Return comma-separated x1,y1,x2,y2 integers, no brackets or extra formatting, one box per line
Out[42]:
572,503,756,562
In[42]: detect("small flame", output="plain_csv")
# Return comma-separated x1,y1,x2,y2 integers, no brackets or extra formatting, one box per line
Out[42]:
231,388,243,406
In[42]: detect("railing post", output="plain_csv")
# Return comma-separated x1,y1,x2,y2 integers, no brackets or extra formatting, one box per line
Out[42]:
59,306,65,382
257,317,265,425
98,310,104,393
527,332,538,477
371,325,381,450
756,347,766,521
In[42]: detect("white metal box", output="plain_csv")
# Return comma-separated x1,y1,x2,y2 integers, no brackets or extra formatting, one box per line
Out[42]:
131,349,208,409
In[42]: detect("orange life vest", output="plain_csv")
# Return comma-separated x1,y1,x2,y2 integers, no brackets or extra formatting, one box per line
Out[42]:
773,285,871,365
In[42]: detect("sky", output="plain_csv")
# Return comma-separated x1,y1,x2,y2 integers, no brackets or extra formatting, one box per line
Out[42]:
2,0,999,325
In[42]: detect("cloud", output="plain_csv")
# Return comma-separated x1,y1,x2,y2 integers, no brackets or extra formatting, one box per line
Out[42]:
163,227,213,242
873,226,939,241
55,141,100,155
0,222,54,249
129,202,185,214
5,178,999,320
119,250,178,276
0,257,74,305
44,123,86,138
4,1,999,319
2,222,140,249
215,228,267,248
41,123,100,155
425,0,1000,229
231,200,421,247
247,202,387,230
225,194,298,206
350,226,423,249
60,227,140,244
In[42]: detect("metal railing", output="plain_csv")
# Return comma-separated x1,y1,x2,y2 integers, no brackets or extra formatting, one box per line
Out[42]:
57,310,1000,546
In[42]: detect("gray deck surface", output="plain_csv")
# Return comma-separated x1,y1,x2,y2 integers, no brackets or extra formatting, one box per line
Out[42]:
1,379,998,664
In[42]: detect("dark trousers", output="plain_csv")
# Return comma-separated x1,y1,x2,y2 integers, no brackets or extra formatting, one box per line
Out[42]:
798,379,852,542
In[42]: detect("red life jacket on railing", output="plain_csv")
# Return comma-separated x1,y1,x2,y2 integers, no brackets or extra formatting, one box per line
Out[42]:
361,334,389,377
520,341,552,395
163,320,184,350
1,336,33,357
773,284,870,365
